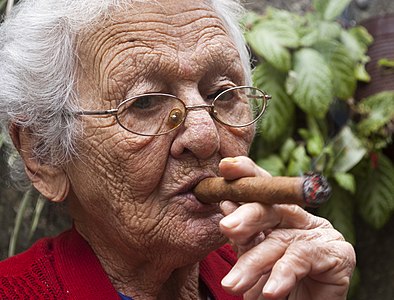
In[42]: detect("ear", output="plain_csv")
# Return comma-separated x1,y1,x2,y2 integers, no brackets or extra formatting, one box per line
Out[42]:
9,123,70,202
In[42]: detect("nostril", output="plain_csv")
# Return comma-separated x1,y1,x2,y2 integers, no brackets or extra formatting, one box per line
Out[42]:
170,111,220,159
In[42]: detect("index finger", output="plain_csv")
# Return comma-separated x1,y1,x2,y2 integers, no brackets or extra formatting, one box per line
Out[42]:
219,156,271,180
221,204,332,241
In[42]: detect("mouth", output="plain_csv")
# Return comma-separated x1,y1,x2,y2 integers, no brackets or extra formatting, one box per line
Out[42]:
174,174,218,208
179,174,212,195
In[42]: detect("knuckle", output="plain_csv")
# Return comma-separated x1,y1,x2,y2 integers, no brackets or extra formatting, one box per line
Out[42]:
240,203,266,225
241,250,266,267
315,216,334,229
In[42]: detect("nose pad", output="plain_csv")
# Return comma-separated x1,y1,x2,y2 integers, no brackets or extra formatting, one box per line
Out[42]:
168,108,184,128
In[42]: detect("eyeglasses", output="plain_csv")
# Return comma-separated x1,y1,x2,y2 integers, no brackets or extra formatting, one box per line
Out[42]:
75,86,271,136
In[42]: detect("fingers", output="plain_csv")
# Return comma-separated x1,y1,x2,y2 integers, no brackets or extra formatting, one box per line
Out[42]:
220,203,332,247
221,228,354,298
243,273,270,300
220,200,239,216
218,156,355,299
263,239,355,299
221,240,284,293
220,202,279,246
219,156,271,180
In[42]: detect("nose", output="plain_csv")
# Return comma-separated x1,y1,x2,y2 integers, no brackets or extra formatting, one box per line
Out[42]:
170,104,220,159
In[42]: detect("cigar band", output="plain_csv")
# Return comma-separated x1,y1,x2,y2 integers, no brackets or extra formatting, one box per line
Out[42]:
303,174,331,207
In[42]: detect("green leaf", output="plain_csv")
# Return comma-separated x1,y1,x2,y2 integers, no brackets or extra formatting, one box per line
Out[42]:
313,40,357,99
356,153,394,229
358,91,394,113
299,30,320,48
279,138,297,162
331,126,367,173
300,19,341,46
340,30,367,62
241,11,263,29
287,145,312,176
8,189,35,257
318,182,356,244
253,63,295,144
378,58,394,68
284,71,298,95
313,0,352,21
257,154,286,176
307,133,325,157
298,127,324,157
28,195,46,241
357,91,394,137
306,115,326,157
290,48,333,118
317,21,342,41
246,20,299,71
355,62,371,82
334,172,356,194
265,7,304,25
347,26,374,50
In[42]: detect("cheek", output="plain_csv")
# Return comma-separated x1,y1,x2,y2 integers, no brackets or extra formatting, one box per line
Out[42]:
218,125,255,157
103,131,174,198
68,129,173,230
73,125,172,202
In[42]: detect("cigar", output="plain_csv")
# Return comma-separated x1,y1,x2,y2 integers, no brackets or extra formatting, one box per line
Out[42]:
193,174,331,207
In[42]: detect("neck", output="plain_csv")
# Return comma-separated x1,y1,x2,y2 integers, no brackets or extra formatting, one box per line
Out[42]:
75,224,204,300
110,261,201,300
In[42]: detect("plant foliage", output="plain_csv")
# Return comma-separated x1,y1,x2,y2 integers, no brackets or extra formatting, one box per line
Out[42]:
246,4,394,296
245,1,394,243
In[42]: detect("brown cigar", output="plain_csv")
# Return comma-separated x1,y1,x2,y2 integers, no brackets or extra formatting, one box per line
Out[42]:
193,174,331,207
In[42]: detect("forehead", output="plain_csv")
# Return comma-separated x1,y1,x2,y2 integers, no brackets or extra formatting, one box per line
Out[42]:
76,0,244,101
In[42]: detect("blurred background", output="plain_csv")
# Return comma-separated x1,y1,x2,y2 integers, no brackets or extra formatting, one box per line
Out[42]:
1,0,393,299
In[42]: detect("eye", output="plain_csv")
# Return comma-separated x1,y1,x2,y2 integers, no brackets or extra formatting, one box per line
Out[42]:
210,89,235,102
207,89,229,101
131,96,155,109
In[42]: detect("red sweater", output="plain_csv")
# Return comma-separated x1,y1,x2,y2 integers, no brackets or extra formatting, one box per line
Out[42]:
0,228,242,299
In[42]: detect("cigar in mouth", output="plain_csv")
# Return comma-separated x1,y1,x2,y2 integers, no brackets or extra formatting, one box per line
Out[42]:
193,174,331,207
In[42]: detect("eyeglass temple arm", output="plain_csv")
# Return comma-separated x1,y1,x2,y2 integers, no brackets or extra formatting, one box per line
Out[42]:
74,108,118,116
247,94,272,100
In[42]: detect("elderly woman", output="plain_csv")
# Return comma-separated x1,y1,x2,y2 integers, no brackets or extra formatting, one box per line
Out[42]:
0,0,355,299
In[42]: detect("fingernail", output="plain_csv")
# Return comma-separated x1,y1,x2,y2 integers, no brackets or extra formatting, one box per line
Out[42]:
221,157,238,164
220,214,240,229
221,270,240,288
263,279,279,295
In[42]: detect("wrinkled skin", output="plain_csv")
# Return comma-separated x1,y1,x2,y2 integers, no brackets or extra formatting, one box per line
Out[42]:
68,0,253,298
13,0,355,299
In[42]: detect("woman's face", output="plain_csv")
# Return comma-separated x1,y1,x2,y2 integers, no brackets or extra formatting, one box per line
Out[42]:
67,0,254,264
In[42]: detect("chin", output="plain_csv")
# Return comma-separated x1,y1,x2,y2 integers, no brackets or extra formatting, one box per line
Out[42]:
170,213,228,261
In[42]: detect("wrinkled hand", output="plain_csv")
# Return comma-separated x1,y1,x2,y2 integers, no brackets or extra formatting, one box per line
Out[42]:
218,156,356,300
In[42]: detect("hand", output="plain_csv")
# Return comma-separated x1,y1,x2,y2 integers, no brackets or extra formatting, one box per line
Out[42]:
218,156,356,300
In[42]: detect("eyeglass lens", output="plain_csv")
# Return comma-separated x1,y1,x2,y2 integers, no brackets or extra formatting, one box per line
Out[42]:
116,87,266,136
213,87,266,127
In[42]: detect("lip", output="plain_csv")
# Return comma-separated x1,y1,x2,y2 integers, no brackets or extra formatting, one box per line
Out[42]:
177,173,214,196
173,173,218,210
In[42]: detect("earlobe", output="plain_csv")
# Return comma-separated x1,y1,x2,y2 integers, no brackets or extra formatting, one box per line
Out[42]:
9,123,70,202
24,165,70,202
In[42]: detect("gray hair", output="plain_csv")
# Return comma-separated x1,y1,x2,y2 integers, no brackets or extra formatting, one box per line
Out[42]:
0,0,251,188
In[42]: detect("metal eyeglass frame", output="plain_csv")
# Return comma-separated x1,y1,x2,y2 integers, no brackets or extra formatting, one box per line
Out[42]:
75,86,272,136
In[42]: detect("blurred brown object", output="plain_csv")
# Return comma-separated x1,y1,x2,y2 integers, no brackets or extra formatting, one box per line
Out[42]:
356,14,394,101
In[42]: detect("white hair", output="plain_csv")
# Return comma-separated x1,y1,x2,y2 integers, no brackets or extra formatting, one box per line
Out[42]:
0,0,251,187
